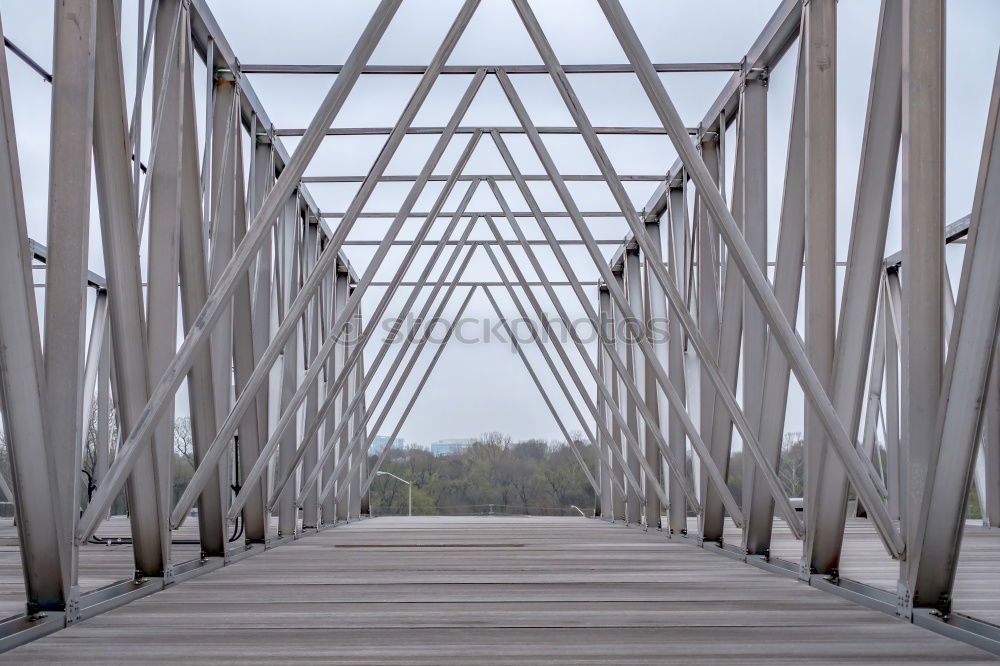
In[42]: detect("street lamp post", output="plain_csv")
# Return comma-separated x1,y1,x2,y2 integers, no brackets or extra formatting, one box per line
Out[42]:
376,470,412,517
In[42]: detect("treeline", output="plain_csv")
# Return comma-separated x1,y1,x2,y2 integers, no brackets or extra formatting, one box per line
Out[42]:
367,430,805,518
369,432,596,516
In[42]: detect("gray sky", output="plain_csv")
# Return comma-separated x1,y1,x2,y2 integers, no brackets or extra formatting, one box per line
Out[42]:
2,1,999,449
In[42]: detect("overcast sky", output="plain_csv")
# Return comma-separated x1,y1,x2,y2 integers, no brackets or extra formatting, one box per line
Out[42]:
2,1,999,451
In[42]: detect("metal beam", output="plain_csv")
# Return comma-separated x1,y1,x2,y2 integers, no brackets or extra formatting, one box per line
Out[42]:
42,0,98,600
806,0,902,575
343,240,622,246
907,45,1000,615
320,211,633,219
900,0,946,578
177,39,225,555
665,186,690,534
146,0,186,571
302,173,665,182
742,33,806,556
242,62,741,75
739,71,768,536
702,99,745,542
801,0,839,576
0,11,66,613
619,253,644,524
285,126,697,138
601,286,626,520
90,0,167,573
28,240,106,289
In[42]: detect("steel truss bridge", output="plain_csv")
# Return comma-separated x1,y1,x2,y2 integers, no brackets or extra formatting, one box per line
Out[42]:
0,0,998,661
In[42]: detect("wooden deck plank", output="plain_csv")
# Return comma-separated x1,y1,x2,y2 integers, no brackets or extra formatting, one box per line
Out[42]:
0,517,992,663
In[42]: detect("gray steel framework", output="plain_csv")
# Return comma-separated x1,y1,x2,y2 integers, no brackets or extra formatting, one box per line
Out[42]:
0,0,998,656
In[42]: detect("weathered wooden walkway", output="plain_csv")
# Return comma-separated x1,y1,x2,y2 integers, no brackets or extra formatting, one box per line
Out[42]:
0,516,992,663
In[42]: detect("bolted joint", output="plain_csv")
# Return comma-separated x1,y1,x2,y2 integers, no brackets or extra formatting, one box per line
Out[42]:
64,587,81,625
695,122,720,146
745,67,769,86
896,581,913,619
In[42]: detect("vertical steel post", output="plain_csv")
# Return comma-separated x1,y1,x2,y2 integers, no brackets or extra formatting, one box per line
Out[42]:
885,271,903,522
907,47,1000,615
739,72,767,522
807,0,902,573
42,0,97,600
91,0,167,574
666,187,690,534
643,223,674,530
627,248,660,527
276,197,301,537
335,278,351,524
595,295,608,519
207,76,240,542
984,349,1000,527
358,352,372,517
230,106,266,543
349,306,364,520
615,264,643,524
301,223,322,528
0,12,66,613
323,271,350,524
600,286,626,520
244,125,274,542
857,285,888,518
177,32,225,556
695,138,723,540
703,109,744,543
147,0,186,571
899,0,945,586
802,0,838,576
742,33,806,557
95,325,111,489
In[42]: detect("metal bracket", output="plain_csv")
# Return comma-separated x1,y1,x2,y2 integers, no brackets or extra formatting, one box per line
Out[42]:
63,586,80,625
745,67,769,86
896,581,913,619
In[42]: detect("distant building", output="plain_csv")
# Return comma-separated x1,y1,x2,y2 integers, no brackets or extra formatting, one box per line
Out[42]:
431,438,473,456
370,435,404,454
